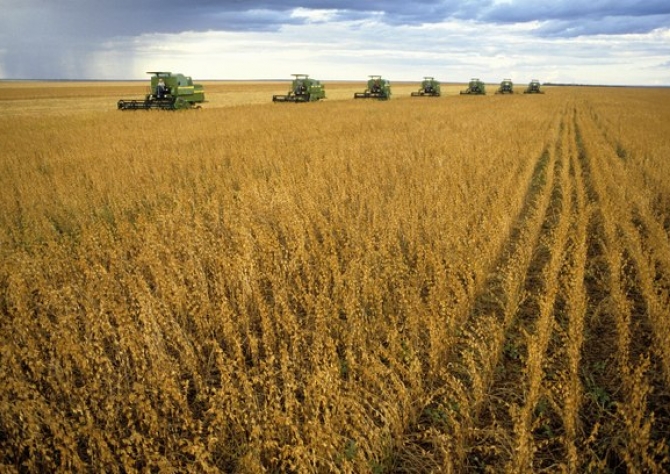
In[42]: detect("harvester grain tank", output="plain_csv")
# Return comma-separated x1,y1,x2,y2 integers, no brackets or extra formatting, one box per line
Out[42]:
411,77,441,97
496,79,514,94
272,74,326,102
354,75,392,100
460,78,486,95
524,79,544,94
117,72,205,110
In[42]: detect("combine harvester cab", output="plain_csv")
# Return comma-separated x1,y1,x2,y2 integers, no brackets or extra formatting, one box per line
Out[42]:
272,74,326,102
460,78,486,95
117,72,205,110
411,77,441,97
354,75,392,100
495,79,514,94
524,79,544,94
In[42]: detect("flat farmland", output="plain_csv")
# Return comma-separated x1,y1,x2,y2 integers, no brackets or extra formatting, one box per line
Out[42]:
1,81,669,473
0,80,438,114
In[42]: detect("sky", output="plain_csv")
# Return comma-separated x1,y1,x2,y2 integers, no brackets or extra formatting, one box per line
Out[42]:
1,1,669,85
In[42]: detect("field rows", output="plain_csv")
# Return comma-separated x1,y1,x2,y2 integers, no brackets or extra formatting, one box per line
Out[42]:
1,85,669,472
425,98,670,472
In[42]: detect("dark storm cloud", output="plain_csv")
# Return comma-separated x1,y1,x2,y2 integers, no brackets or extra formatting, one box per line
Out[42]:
480,0,670,37
481,0,670,24
10,0,465,39
94,0,670,36
534,15,670,38
136,0,465,28
5,1,669,41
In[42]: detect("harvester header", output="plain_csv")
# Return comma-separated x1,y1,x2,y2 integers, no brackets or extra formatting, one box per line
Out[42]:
272,74,326,102
496,79,514,94
117,71,205,110
411,77,441,97
460,78,486,95
524,79,544,94
354,75,392,100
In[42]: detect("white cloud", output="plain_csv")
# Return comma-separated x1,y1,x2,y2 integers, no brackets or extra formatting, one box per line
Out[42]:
86,18,668,85
289,8,339,23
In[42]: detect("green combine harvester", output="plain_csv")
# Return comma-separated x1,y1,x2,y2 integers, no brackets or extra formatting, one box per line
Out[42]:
460,78,486,95
496,79,514,94
411,76,441,97
354,75,392,100
272,74,326,102
117,72,205,110
524,79,544,94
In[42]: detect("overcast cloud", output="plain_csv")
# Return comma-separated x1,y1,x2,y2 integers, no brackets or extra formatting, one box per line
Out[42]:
1,0,669,84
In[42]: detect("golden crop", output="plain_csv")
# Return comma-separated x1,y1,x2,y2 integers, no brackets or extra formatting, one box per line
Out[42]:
1,82,669,473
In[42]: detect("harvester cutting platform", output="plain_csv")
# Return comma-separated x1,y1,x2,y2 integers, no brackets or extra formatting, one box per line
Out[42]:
524,79,544,94
354,75,392,100
117,72,205,110
496,79,514,94
460,78,486,95
272,74,326,102
411,77,441,97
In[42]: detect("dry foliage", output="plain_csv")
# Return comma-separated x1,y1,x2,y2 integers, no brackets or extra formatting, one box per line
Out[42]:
1,82,669,473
